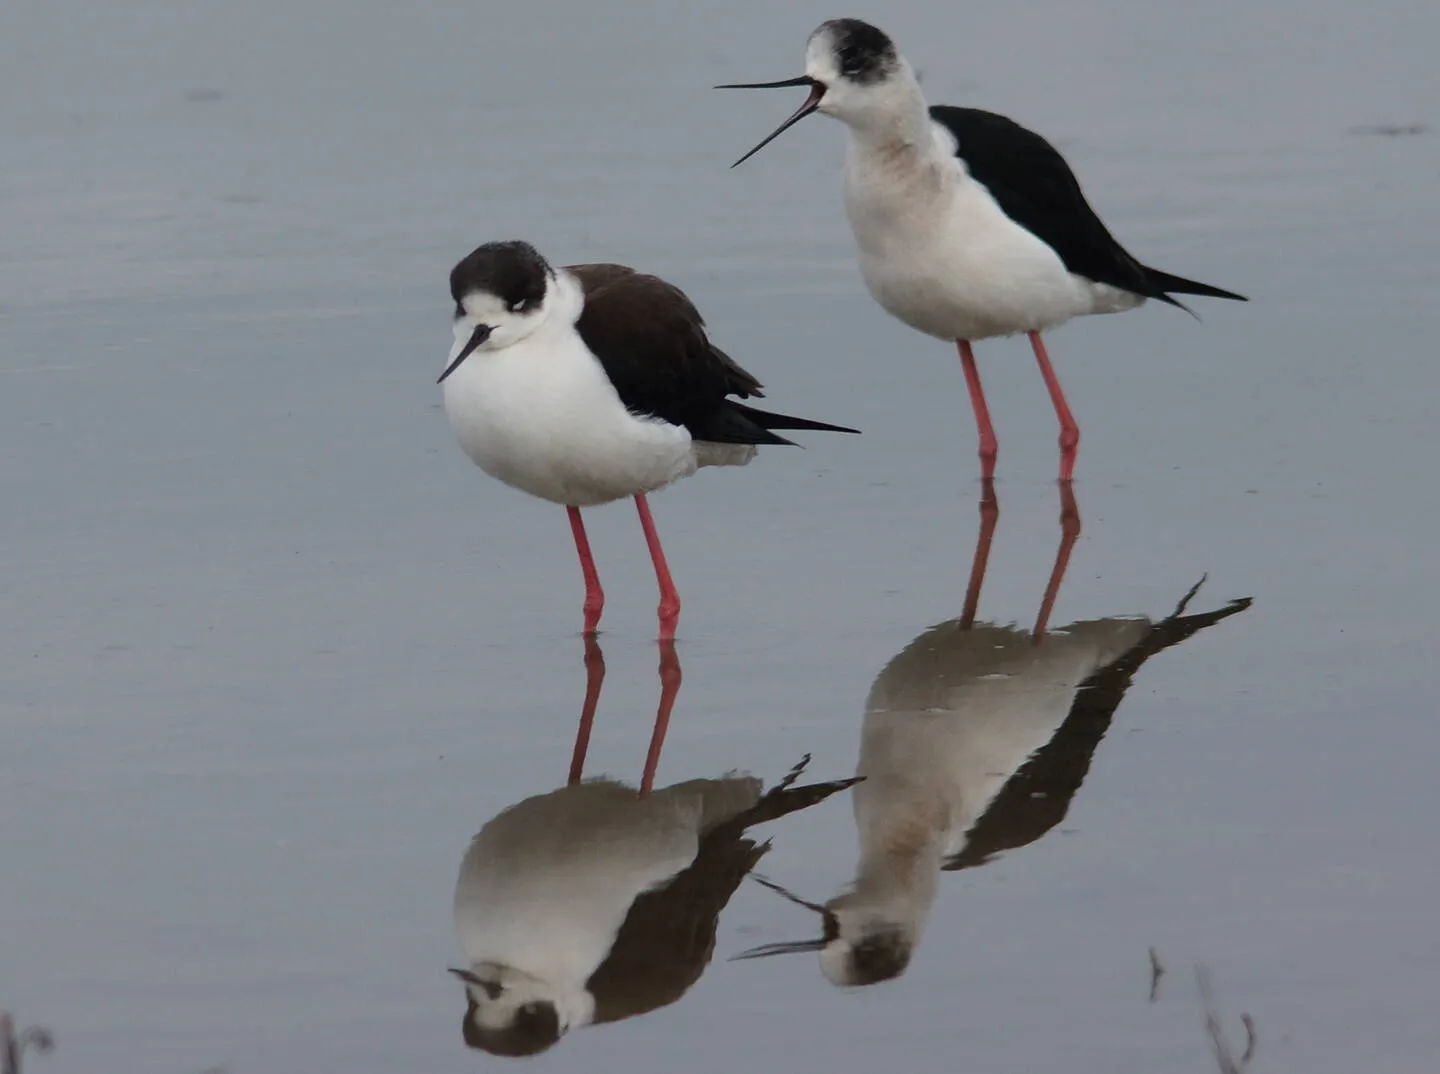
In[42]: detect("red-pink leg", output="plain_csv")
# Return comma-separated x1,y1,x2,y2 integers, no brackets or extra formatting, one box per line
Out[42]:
1028,331,1080,482
633,493,681,642
960,478,1000,630
1032,481,1082,640
957,340,998,479
567,506,604,635
639,641,682,796
566,634,606,786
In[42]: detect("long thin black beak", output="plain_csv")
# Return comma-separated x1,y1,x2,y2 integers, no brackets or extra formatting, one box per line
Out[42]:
730,872,837,960
448,967,503,999
437,323,492,384
716,75,825,168
750,873,828,914
730,937,827,960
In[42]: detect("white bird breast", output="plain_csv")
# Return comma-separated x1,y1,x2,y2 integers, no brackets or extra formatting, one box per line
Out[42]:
841,123,1144,341
441,323,700,507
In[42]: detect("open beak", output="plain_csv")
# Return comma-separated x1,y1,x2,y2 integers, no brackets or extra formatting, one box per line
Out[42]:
437,323,492,384
715,75,825,168
729,872,838,960
748,873,827,913
731,937,828,960
448,967,485,986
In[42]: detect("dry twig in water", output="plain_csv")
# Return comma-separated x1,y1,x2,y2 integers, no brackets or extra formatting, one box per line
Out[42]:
1196,966,1257,1072
0,1013,55,1074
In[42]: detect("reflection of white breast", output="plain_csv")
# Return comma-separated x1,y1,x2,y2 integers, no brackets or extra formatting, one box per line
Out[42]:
857,619,1149,857
454,778,761,983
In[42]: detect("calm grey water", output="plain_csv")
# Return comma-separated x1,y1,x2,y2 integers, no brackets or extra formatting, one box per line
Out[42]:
3,0,1438,1071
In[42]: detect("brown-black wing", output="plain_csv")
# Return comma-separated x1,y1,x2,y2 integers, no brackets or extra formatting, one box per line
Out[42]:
568,264,768,437
585,772,859,1024
584,838,767,1025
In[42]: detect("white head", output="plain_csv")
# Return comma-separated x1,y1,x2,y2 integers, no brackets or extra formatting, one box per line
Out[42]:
719,19,921,166
450,962,588,1057
437,240,579,384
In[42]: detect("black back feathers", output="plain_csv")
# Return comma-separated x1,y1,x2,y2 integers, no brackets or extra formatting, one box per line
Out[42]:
930,107,1247,307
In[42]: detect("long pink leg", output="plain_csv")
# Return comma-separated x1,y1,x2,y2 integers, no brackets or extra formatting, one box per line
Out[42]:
633,494,681,642
1032,480,1082,640
1028,331,1080,482
957,340,998,480
639,641,682,796
566,634,606,785
567,506,605,635
959,478,1000,630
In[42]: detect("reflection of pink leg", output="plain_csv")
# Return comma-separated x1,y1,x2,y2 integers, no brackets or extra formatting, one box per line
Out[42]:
639,641,682,796
1029,331,1080,482
567,506,604,635
957,340,998,479
567,634,606,786
1033,481,1082,641
634,494,681,642
960,479,1000,630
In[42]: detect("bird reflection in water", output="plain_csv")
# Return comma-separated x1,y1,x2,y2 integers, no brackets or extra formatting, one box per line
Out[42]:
450,638,860,1056
734,481,1251,986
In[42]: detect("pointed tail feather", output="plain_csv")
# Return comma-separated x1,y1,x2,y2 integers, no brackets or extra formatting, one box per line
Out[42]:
1144,267,1248,303
696,407,797,446
730,402,861,435
1153,292,1200,320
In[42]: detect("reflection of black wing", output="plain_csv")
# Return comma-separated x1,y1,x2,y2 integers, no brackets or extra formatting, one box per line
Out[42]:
584,835,764,1024
586,773,860,1024
946,586,1252,871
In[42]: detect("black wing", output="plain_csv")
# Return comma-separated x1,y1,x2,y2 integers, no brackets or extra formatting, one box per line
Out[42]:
930,107,1245,305
567,264,766,430
944,587,1252,871
568,263,859,444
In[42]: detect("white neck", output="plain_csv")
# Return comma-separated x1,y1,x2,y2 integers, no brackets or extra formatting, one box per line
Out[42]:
546,269,586,329
846,803,947,938
840,63,934,158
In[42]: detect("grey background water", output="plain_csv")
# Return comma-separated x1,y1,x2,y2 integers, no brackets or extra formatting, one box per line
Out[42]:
2,0,1437,1070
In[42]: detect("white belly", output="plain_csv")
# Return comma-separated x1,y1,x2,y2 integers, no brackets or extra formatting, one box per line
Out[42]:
843,141,1142,342
442,335,698,507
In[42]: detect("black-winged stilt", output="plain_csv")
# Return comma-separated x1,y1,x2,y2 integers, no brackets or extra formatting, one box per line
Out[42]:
439,241,859,640
720,19,1246,481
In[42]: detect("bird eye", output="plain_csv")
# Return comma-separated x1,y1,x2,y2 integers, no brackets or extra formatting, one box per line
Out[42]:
511,299,530,312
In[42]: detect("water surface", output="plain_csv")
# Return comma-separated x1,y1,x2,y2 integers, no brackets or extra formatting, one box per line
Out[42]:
3,1,1439,1071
